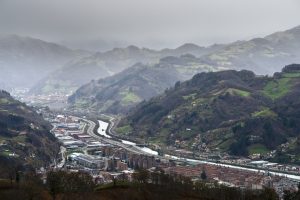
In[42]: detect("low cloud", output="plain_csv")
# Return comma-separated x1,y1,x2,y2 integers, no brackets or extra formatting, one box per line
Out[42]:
0,0,299,49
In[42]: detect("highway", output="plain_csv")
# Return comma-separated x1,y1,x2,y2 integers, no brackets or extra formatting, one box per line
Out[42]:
81,118,154,156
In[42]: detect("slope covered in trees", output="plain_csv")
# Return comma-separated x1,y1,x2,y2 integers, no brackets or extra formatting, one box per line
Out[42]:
0,90,59,174
68,54,215,114
118,64,300,163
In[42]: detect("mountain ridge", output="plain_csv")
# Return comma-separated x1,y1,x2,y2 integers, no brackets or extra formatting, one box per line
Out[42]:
67,53,217,114
66,25,300,114
30,43,224,95
0,34,91,89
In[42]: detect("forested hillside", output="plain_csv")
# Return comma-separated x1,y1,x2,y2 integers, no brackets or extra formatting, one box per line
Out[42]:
118,64,300,163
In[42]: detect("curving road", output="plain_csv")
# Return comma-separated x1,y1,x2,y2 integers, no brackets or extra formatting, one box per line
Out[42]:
81,118,153,155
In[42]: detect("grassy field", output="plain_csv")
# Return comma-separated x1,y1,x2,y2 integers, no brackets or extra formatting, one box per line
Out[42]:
226,88,250,97
41,80,76,94
74,99,90,108
115,125,132,135
218,138,235,151
252,107,277,118
0,98,9,104
183,93,197,100
247,144,269,155
262,78,292,100
282,72,300,78
0,150,13,157
121,91,141,104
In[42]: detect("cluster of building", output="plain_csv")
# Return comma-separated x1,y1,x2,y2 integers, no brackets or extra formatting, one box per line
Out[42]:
166,144,300,176
47,114,300,198
49,114,163,184
164,164,299,198
51,115,94,150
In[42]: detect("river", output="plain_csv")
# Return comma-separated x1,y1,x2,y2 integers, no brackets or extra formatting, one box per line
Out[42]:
97,120,111,138
98,120,300,180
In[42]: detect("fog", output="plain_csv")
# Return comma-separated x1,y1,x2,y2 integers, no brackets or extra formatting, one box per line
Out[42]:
0,0,299,50
0,0,300,90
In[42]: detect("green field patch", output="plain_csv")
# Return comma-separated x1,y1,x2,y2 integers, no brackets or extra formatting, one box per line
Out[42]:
218,138,235,151
0,150,13,157
282,72,300,78
74,99,90,108
252,107,277,118
226,88,250,97
286,138,298,151
248,144,269,155
121,91,141,104
42,80,75,94
115,125,132,135
12,135,27,143
262,78,292,100
183,93,196,100
148,135,167,145
0,98,10,104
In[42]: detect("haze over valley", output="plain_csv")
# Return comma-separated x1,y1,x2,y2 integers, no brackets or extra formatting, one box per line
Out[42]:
1,0,300,199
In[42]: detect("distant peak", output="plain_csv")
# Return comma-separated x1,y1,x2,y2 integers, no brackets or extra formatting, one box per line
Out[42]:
176,43,201,50
250,38,269,45
180,54,196,59
126,45,140,50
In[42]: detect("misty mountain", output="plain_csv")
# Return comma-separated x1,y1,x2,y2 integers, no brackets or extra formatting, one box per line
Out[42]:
67,25,300,115
118,64,300,163
33,25,300,97
68,54,218,114
201,25,300,74
31,44,223,95
0,34,90,89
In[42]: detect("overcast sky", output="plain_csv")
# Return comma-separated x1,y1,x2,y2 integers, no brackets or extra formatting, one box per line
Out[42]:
0,0,299,50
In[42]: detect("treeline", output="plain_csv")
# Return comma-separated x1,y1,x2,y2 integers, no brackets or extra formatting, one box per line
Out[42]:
0,170,98,200
0,169,281,200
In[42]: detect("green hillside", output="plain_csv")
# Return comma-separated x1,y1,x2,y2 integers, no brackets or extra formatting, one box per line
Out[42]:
118,64,300,163
68,55,215,114
0,90,59,173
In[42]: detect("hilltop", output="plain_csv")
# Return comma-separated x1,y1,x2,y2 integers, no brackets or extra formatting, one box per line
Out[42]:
0,90,59,173
200,25,300,75
68,54,216,114
118,64,300,163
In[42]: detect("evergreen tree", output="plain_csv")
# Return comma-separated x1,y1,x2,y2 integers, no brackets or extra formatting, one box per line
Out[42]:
200,170,207,180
